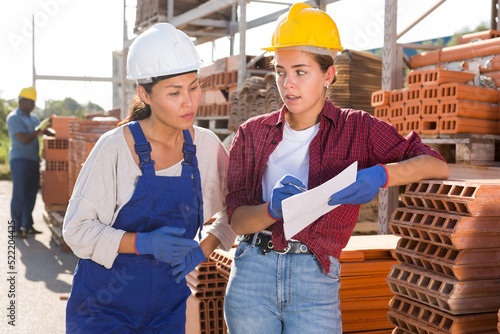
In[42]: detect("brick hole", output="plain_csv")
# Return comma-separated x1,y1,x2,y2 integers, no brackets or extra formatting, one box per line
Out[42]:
433,216,445,228
443,201,458,212
432,199,445,210
421,259,433,271
421,198,432,208
425,244,438,255
423,120,438,131
439,184,452,195
447,249,459,261
450,185,464,196
398,226,409,236
431,262,444,275
408,288,418,299
407,183,418,192
441,318,453,331
419,242,430,253
392,297,403,309
445,218,458,230
413,197,424,207
429,232,442,244
440,235,452,246
435,246,447,258
429,313,443,327
437,299,450,311
410,258,420,267
441,283,453,295
419,230,431,241
421,214,433,226
393,210,404,221
462,186,476,197
456,202,470,214
443,266,455,279
409,305,420,317
416,291,429,303
399,238,410,248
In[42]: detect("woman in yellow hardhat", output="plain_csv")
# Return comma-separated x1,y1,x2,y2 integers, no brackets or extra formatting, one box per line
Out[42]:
224,3,449,333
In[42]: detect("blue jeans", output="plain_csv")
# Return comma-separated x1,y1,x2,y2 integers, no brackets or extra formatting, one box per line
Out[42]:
224,240,342,334
10,158,40,232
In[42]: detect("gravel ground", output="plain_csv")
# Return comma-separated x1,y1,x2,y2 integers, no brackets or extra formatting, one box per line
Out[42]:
0,180,78,334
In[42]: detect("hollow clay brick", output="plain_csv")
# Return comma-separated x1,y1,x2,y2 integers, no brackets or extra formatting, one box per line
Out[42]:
420,117,440,134
421,101,440,117
390,89,405,105
371,90,391,107
421,85,440,102
439,99,499,120
404,102,422,119
421,68,475,86
374,106,390,120
439,116,500,135
438,82,499,104
404,87,421,103
406,70,423,87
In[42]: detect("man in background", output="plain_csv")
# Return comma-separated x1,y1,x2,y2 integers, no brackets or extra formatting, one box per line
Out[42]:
6,87,53,238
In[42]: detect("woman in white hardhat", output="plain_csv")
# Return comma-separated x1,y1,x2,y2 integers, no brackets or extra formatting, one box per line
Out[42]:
63,23,236,333
224,3,449,333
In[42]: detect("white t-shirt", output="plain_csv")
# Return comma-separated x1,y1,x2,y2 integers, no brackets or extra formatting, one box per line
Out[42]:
262,120,320,202
63,124,236,269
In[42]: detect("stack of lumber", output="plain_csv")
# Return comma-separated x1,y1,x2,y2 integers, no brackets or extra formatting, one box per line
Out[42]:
387,179,500,333
329,49,383,114
208,235,401,333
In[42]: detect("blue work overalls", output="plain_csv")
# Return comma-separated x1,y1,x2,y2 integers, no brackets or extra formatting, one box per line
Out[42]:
66,121,203,333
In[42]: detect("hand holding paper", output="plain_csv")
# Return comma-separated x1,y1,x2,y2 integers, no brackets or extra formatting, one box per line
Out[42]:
328,164,387,206
282,162,358,240
268,175,307,220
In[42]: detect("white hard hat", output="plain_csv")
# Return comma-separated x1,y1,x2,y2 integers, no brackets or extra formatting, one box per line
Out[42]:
126,23,203,84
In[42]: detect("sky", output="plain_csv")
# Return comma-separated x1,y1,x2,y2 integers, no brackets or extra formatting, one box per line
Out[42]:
0,0,493,112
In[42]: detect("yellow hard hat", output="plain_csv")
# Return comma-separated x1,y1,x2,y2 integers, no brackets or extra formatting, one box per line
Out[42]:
19,87,37,101
262,3,343,54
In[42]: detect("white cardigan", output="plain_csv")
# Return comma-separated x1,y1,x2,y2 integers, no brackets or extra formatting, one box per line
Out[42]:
63,124,236,269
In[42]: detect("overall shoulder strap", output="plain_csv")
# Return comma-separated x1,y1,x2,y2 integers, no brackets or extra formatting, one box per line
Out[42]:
127,121,155,176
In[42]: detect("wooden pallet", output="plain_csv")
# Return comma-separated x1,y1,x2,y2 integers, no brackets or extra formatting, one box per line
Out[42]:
42,210,71,253
421,133,500,165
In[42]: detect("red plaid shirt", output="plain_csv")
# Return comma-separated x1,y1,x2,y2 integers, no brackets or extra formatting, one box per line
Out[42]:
226,99,445,272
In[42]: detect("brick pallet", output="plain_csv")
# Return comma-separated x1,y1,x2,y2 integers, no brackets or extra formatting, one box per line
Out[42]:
387,179,500,333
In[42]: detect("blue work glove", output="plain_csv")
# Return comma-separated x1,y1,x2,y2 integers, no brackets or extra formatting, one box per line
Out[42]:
328,165,388,206
171,245,206,284
135,226,199,264
268,175,307,220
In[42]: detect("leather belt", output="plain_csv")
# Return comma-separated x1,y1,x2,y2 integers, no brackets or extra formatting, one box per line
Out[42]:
241,232,312,255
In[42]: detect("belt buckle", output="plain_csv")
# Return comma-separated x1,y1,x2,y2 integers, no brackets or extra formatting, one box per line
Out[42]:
274,243,291,254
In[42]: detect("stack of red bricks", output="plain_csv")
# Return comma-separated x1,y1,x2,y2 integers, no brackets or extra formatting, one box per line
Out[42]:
208,235,401,333
185,259,228,334
41,115,78,208
67,119,118,200
387,179,500,333
371,30,500,136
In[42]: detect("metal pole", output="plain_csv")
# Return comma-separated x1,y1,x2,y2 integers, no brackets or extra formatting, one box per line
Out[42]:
379,0,400,235
121,0,128,120
237,0,247,89
32,15,36,87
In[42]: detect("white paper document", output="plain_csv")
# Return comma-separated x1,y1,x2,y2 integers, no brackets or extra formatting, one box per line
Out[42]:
282,161,358,240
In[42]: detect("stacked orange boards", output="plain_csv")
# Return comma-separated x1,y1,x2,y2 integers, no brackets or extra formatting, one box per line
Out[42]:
387,179,500,333
371,29,500,136
209,235,400,334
